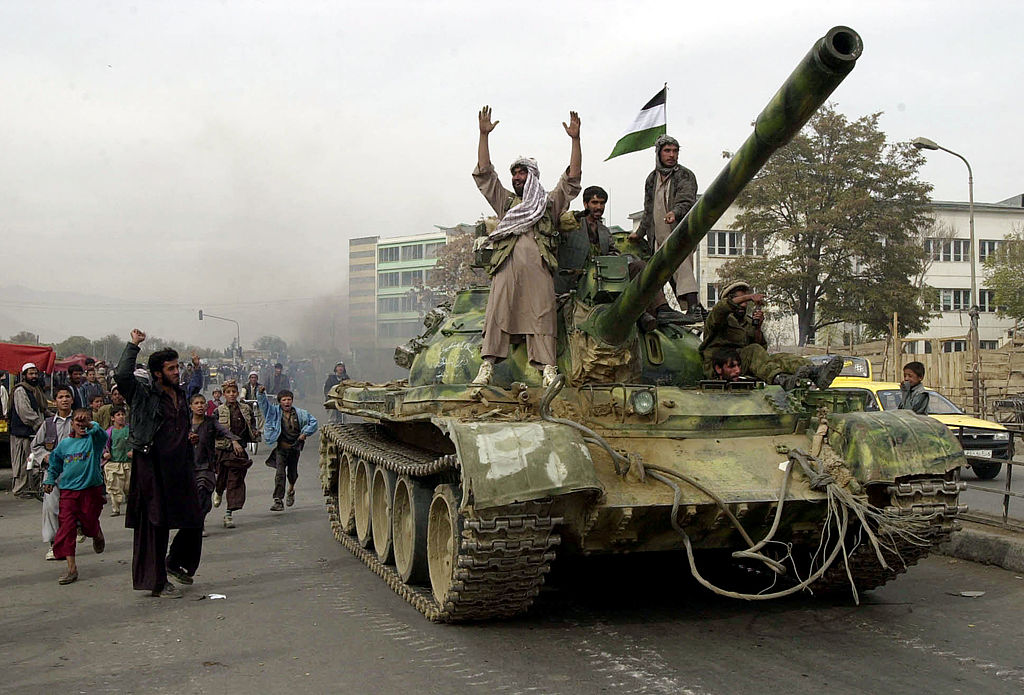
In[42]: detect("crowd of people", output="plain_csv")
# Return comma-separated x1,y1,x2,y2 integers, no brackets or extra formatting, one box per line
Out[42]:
4,330,328,595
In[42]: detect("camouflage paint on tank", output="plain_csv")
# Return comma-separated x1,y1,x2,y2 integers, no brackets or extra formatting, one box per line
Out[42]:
827,410,966,483
444,420,603,509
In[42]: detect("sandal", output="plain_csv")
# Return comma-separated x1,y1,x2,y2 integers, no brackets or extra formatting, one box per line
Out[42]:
93,534,105,554
58,571,79,585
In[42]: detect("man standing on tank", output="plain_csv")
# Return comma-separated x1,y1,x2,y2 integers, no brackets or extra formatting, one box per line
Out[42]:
115,329,205,598
629,135,705,322
471,105,582,387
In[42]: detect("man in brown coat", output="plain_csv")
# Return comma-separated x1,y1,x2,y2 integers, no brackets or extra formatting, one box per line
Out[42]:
629,134,703,321
471,105,582,387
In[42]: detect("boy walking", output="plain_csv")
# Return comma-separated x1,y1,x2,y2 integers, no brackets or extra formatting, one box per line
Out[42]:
102,405,132,516
42,409,108,585
213,380,257,528
258,387,317,511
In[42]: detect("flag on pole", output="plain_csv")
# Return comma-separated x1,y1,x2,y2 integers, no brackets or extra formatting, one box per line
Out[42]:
605,86,667,160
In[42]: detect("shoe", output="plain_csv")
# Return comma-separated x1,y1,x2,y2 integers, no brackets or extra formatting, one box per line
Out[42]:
201,528,209,538
541,364,559,388
271,499,284,512
93,534,105,554
286,488,295,507
813,356,844,390
152,581,183,598
166,566,194,585
471,361,493,386
110,508,120,517
45,547,57,561
58,570,79,585
639,312,658,332
223,512,235,528
212,491,222,508
773,374,801,392
655,305,691,325
77,531,86,544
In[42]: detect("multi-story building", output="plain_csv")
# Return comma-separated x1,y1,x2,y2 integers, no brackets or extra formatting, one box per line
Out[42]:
630,194,1024,349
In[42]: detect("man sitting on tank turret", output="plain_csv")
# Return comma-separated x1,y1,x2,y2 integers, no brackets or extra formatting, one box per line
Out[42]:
471,105,582,387
557,186,685,330
700,280,843,391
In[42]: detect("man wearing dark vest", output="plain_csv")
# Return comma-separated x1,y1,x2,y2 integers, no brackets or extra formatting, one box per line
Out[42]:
471,105,582,387
10,363,48,499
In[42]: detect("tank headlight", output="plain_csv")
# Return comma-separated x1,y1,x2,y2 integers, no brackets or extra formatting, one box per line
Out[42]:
993,431,1009,441
631,389,656,416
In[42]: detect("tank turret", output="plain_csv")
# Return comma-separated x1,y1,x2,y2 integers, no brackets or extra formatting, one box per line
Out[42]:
589,25,863,346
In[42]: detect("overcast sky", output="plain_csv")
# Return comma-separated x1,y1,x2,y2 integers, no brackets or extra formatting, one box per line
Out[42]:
2,1,1021,348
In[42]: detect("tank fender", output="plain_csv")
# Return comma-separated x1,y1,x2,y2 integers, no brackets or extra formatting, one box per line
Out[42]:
827,410,966,484
441,420,604,510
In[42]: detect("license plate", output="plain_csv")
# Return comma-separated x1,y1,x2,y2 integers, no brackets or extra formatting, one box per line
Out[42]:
965,449,993,458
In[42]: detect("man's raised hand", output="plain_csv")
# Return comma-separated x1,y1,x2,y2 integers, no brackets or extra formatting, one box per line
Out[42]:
479,105,499,134
130,329,146,346
563,111,581,139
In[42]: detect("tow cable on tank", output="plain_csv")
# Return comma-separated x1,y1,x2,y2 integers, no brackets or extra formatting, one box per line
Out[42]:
539,376,941,603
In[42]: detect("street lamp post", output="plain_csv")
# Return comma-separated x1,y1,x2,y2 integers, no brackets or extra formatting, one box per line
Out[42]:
912,136,980,414
198,310,242,366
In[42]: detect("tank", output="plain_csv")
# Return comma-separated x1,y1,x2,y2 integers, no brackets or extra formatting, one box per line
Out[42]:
318,26,967,622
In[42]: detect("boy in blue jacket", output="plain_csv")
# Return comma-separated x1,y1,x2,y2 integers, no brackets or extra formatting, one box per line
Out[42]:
258,387,317,511
42,409,108,585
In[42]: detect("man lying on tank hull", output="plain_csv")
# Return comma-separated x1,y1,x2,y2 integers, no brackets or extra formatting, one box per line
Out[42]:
471,105,582,387
700,281,843,391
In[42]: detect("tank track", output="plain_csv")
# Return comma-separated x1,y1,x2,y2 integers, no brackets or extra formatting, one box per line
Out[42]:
319,423,561,622
807,478,966,596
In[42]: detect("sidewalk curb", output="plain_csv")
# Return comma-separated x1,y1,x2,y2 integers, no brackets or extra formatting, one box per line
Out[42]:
937,521,1024,573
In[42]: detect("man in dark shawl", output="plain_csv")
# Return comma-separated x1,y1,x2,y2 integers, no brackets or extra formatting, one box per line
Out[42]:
114,329,204,598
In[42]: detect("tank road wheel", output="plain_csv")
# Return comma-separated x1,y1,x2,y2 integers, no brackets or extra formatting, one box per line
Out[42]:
392,475,432,584
371,467,397,564
336,452,357,535
354,459,375,548
427,484,463,606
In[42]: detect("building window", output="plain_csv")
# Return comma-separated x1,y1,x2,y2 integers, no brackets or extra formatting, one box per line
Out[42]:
424,241,446,259
378,247,400,263
378,271,400,288
939,289,971,312
351,275,375,285
978,239,1002,262
400,295,419,311
926,238,971,262
350,249,376,259
377,297,401,313
977,289,998,313
942,340,967,353
400,270,423,286
706,283,720,305
707,231,762,256
378,320,424,338
979,340,999,350
400,244,424,261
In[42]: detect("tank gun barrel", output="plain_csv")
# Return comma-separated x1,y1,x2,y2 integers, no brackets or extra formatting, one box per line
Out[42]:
593,26,863,345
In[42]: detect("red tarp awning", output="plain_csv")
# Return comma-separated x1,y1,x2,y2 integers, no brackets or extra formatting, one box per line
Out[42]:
53,354,91,372
0,343,57,374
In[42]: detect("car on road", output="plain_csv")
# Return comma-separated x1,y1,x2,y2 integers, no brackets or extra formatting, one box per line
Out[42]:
809,355,1011,479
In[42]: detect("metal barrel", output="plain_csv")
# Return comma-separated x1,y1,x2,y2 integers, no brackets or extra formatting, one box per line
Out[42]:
592,26,863,345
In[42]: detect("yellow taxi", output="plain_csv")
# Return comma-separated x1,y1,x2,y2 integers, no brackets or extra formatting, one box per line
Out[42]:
809,355,1011,480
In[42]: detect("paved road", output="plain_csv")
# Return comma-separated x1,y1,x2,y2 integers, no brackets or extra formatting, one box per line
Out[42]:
3,436,1024,695
961,454,1023,522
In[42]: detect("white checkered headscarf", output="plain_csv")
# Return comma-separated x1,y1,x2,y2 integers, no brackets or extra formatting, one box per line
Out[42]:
488,158,548,242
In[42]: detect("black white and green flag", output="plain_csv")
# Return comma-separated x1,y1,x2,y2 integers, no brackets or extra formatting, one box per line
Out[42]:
605,87,667,160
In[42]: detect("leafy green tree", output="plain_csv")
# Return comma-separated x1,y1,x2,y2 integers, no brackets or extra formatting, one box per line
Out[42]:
55,335,93,358
254,335,288,357
8,331,40,344
91,334,125,362
717,104,934,345
982,226,1024,322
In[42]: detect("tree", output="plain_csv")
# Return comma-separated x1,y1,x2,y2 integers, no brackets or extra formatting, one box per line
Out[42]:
982,225,1024,323
717,104,934,345
91,334,125,363
55,335,93,358
407,227,488,314
254,335,288,357
8,331,39,344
